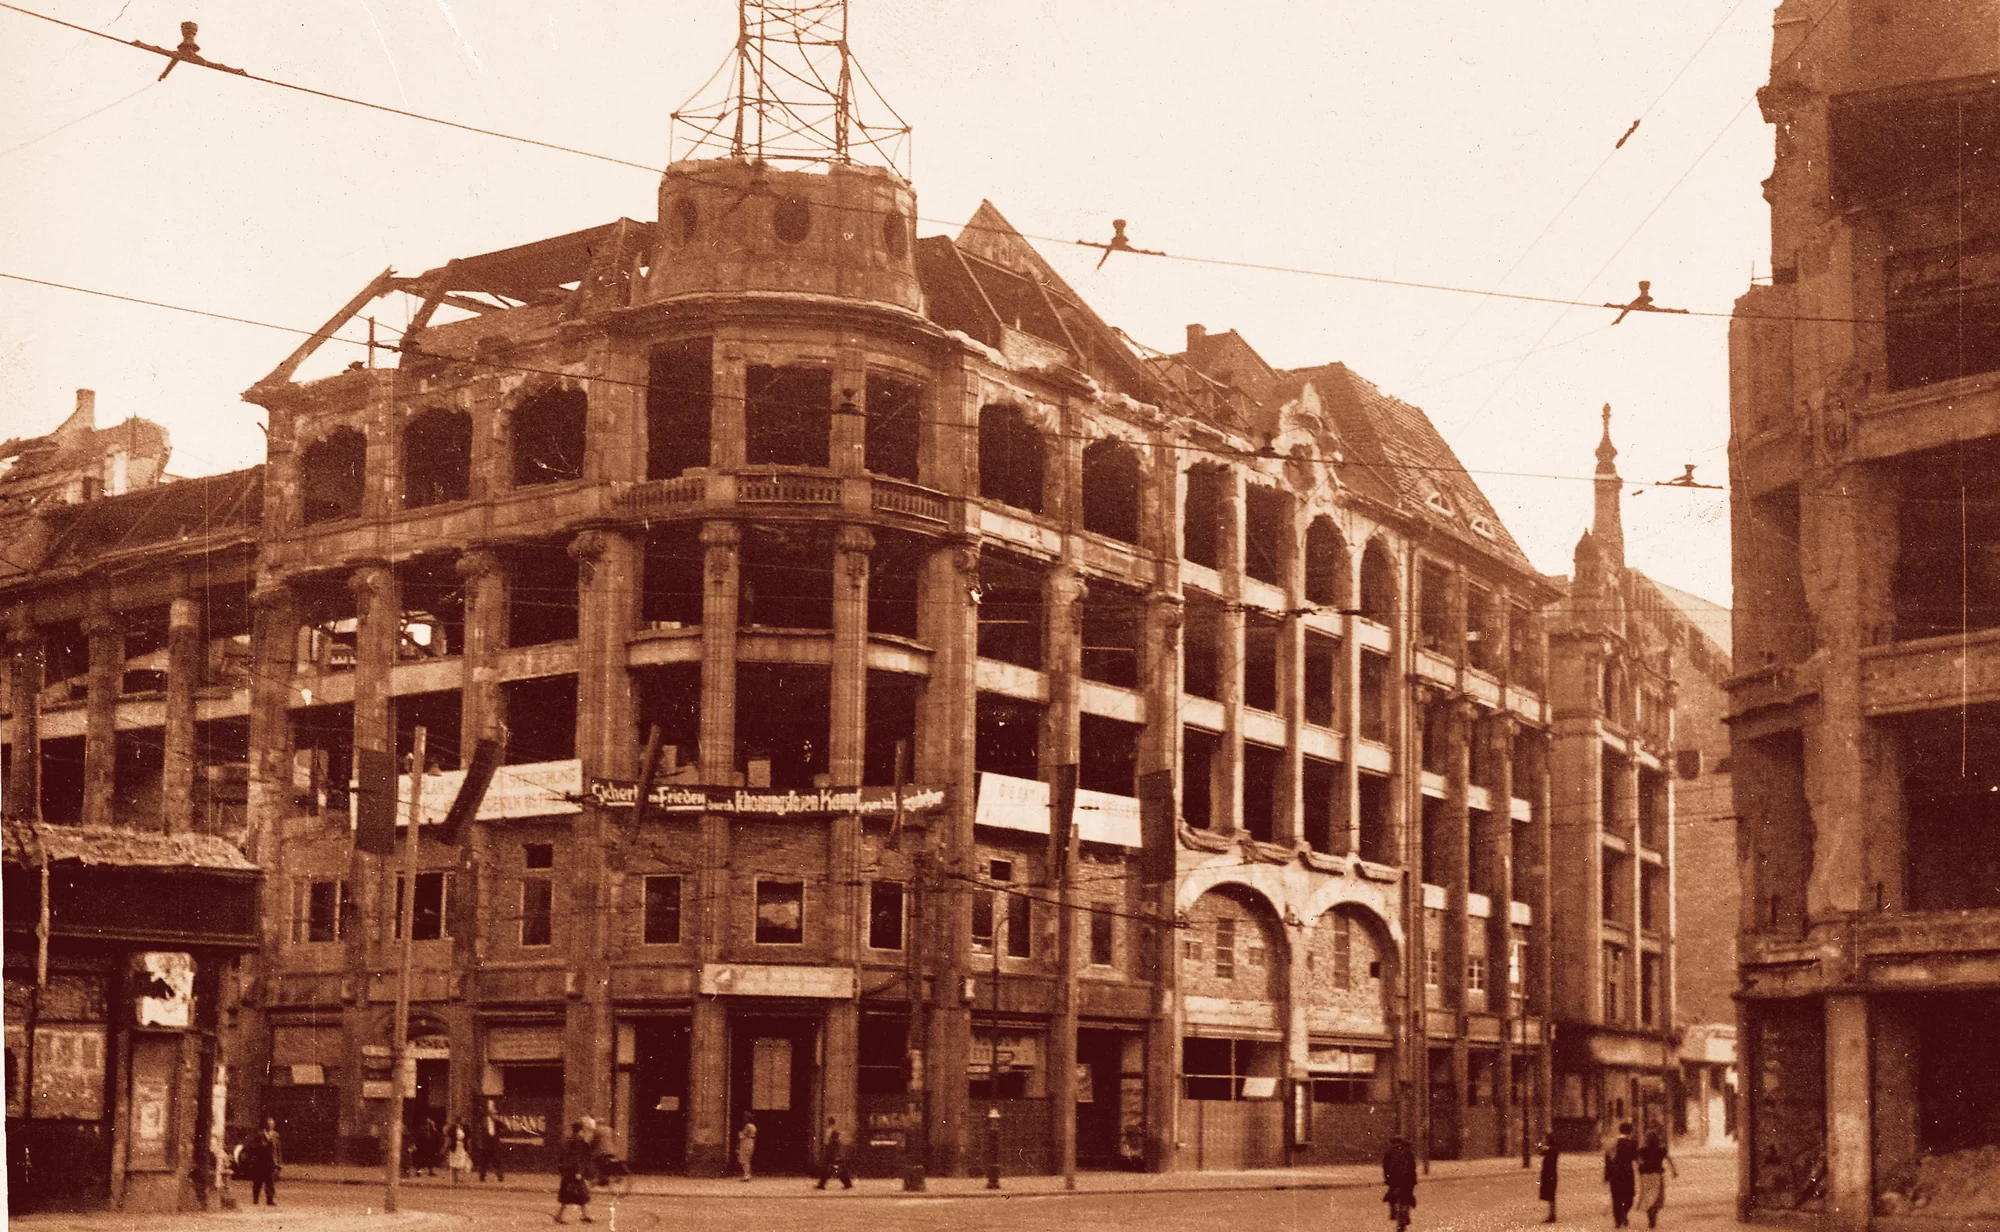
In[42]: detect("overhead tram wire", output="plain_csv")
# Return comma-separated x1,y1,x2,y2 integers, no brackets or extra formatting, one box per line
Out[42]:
1,267,1743,498
1,1,1881,332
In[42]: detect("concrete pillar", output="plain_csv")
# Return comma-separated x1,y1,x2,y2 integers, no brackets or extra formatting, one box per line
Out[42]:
1443,697,1474,1157
349,562,397,965
826,524,872,1146
698,522,740,782
244,582,297,875
587,341,647,486
1620,755,1643,1028
1823,993,1872,1231
5,612,42,821
1486,715,1517,1154
161,588,200,833
81,604,121,827
1140,591,1183,1173
711,343,748,469
831,351,867,476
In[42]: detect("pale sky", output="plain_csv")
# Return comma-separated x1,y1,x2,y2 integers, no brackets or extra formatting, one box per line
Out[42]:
0,0,1773,609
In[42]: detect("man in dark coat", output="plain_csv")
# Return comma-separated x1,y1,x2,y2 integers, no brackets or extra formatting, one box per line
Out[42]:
1383,1135,1418,1223
241,1117,282,1207
815,1116,853,1190
1605,1121,1639,1227
1538,1135,1561,1223
475,1099,506,1182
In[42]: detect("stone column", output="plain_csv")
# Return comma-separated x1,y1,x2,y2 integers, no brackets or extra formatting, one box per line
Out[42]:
4,612,42,821
568,529,638,1138
1141,592,1182,1172
1823,994,1872,1231
1278,501,1305,848
823,524,873,1148
829,526,874,785
710,342,748,470
161,585,201,833
1442,697,1474,1160
1485,715,1518,1154
80,605,121,828
1620,755,1643,1027
697,522,741,782
917,536,980,1175
1216,471,1245,832
455,550,508,749
831,354,867,476
688,520,740,1175
244,583,297,865
349,563,398,963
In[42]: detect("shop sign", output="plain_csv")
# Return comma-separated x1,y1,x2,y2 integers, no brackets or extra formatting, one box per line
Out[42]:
586,779,945,818
486,1025,565,1062
967,1033,1040,1073
1306,1045,1378,1074
698,964,857,999
973,773,1142,847
133,952,194,1029
494,1108,549,1146
358,758,584,827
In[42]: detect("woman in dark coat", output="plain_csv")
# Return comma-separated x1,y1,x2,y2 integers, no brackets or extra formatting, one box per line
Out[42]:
1538,1135,1560,1223
1605,1122,1639,1228
1382,1135,1418,1227
555,1120,595,1224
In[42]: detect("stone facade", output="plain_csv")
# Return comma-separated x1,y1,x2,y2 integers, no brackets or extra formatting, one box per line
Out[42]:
1728,1,2000,1226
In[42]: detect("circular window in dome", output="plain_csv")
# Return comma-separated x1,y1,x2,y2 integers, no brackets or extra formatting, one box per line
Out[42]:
773,196,812,244
882,209,908,258
670,196,699,245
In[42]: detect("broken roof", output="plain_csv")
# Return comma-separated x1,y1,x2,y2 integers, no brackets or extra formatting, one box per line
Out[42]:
32,467,262,571
1292,362,1535,573
3,822,258,872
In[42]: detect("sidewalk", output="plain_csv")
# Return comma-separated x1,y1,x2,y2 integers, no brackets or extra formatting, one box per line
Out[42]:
283,1150,1569,1201
13,1208,455,1232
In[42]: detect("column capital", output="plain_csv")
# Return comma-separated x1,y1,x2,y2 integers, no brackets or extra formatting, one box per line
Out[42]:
455,547,506,582
700,521,741,550
347,561,394,600
833,524,876,556
1486,712,1519,748
80,611,121,640
5,606,40,649
944,535,979,578
1047,564,1089,609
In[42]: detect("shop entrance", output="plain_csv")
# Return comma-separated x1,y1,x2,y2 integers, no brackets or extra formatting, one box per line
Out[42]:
626,1020,689,1172
728,1014,819,1174
1076,1028,1144,1169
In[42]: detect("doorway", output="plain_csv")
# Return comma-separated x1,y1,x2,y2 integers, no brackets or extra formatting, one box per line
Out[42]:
627,1020,689,1172
728,1014,819,1174
1076,1029,1143,1169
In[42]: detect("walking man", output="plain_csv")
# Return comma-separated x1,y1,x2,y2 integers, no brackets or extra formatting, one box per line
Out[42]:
241,1117,282,1207
1605,1121,1639,1227
815,1117,853,1190
1538,1135,1561,1223
475,1099,506,1182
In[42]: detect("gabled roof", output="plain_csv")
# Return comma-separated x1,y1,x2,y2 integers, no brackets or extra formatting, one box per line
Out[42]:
1292,362,1534,573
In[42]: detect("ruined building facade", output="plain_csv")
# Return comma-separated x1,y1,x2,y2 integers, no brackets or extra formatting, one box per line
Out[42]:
1729,1,2000,1226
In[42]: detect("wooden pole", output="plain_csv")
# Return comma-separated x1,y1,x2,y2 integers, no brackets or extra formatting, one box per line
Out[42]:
384,726,425,1213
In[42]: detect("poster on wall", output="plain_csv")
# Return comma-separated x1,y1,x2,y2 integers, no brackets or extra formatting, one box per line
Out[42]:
31,1024,107,1120
128,1036,179,1171
750,1037,792,1111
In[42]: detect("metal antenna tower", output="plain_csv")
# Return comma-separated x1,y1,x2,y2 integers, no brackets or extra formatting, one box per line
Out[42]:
671,1,911,176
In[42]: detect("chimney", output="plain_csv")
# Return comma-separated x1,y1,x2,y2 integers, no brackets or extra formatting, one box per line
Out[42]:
75,388,96,428
1185,324,1206,355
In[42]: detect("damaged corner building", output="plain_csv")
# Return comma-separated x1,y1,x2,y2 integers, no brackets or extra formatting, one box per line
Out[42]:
1729,1,2000,1227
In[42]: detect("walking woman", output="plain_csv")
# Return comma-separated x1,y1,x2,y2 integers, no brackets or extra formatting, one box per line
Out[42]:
1382,1135,1418,1230
1637,1130,1677,1227
555,1121,595,1224
1538,1135,1561,1223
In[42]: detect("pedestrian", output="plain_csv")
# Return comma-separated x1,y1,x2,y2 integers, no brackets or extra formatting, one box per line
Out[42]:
476,1099,507,1182
735,1115,757,1182
1382,1134,1417,1229
1604,1121,1638,1227
1538,1135,1560,1223
815,1116,853,1190
241,1116,282,1207
445,1120,473,1186
417,1115,444,1177
1637,1129,1677,1227
555,1120,595,1224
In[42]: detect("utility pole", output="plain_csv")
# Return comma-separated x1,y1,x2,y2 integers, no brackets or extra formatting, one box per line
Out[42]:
383,727,425,1213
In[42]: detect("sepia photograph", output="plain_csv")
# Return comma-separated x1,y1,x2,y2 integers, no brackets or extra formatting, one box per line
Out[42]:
0,1,1994,1228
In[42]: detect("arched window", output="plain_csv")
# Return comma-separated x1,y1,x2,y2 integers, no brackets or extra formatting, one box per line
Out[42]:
1358,539,1397,624
300,428,367,525
1305,517,1350,609
402,408,471,508
1081,438,1142,544
512,388,587,486
977,404,1045,513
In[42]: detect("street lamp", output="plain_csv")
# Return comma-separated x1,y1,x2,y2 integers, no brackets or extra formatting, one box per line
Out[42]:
985,1105,1001,1190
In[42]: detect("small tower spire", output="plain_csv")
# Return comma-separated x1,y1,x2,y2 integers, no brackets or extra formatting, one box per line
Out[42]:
1593,403,1625,567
